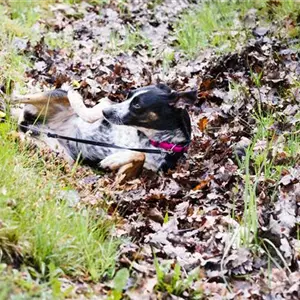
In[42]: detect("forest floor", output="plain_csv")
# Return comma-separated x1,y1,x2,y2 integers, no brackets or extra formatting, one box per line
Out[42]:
0,0,300,299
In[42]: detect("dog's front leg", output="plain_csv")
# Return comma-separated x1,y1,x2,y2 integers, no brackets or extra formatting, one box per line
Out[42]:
68,90,112,123
100,151,145,182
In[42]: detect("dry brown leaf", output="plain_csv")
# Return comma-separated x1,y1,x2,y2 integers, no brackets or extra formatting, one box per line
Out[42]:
198,117,209,132
193,178,211,190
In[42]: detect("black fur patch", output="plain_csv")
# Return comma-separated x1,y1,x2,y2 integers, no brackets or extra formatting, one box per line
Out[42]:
19,111,39,134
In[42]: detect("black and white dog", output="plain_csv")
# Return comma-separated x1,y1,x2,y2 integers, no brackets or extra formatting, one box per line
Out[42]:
14,84,196,177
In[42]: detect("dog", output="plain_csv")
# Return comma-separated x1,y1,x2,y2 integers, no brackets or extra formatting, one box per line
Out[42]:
12,84,196,179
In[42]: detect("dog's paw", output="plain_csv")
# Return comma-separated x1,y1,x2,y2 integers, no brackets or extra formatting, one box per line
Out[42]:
100,152,129,170
61,82,73,92
99,97,113,106
100,151,145,171
67,89,83,103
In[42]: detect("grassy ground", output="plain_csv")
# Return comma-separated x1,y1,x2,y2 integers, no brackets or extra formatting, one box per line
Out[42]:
0,123,120,298
0,1,121,298
176,0,300,57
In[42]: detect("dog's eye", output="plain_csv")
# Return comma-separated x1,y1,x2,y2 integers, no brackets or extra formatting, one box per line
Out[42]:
132,103,141,109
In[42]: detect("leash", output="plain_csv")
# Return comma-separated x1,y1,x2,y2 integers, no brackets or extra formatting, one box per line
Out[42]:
19,124,164,154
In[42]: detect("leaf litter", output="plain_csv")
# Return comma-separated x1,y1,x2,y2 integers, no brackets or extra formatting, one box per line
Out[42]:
7,0,300,298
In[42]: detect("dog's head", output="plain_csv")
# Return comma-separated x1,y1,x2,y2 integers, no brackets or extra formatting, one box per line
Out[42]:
102,84,197,141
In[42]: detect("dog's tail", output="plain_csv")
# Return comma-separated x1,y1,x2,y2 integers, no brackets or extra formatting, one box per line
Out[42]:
11,89,68,104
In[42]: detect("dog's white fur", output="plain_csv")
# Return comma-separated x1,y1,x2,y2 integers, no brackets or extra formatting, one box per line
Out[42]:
67,90,112,123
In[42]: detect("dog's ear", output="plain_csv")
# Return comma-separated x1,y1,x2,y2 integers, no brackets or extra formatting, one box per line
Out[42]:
126,89,135,99
156,83,172,93
167,89,198,106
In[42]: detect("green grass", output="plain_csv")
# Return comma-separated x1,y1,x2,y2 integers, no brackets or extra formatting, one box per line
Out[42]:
230,77,300,251
0,42,30,93
108,26,152,54
0,2,44,42
0,2,121,297
107,268,130,300
236,112,274,247
236,108,300,246
161,49,175,76
175,0,300,58
0,4,35,92
5,1,43,27
154,257,201,298
44,31,73,50
0,1,44,92
0,0,78,55
0,122,120,297
175,0,257,58
268,0,300,22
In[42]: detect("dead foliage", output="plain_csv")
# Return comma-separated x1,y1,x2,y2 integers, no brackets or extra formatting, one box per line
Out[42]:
6,0,300,298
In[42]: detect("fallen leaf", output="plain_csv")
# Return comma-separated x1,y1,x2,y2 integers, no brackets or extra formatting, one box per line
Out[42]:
198,117,209,132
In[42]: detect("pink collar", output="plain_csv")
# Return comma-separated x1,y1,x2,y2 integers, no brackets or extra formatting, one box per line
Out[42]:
150,140,189,153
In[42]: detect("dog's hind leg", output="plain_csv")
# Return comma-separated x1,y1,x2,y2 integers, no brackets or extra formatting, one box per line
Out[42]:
12,89,70,121
67,90,112,123
12,89,69,105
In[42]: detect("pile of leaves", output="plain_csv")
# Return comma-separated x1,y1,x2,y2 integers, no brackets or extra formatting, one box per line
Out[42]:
7,0,300,298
